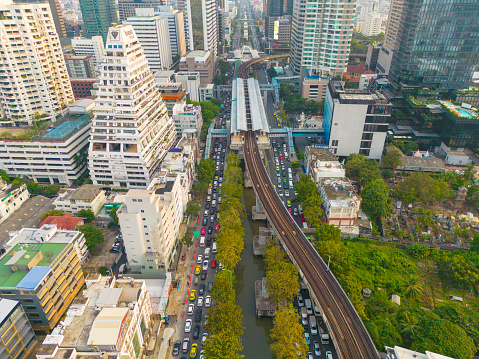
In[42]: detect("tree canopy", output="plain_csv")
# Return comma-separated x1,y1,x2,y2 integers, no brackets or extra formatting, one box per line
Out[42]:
361,179,393,221
185,200,201,217
270,306,308,359
382,148,403,169
344,153,382,186
40,209,64,221
78,209,95,223
78,223,105,251
396,172,452,204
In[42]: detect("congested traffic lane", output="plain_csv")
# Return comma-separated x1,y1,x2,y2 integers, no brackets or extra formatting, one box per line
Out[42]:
172,139,227,359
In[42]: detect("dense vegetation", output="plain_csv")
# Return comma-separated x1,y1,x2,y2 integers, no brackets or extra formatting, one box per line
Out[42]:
315,235,479,358
279,83,324,115
187,100,220,141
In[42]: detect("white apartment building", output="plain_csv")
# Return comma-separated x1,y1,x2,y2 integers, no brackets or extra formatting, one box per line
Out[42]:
156,6,187,57
118,172,185,278
362,12,382,37
323,81,391,160
71,36,106,70
175,72,200,102
290,0,355,80
318,177,360,228
0,115,91,184
0,183,29,225
37,276,153,359
199,84,214,101
0,1,74,126
124,9,173,72
172,103,203,136
53,184,106,215
304,146,345,183
88,25,177,189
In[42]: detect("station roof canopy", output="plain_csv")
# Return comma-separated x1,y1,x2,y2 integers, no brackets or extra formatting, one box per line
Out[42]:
231,79,247,133
247,78,269,133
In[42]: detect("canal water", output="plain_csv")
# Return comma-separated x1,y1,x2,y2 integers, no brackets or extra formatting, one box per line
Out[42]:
235,188,273,358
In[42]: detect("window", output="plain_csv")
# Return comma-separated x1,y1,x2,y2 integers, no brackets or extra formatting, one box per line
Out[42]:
331,140,338,146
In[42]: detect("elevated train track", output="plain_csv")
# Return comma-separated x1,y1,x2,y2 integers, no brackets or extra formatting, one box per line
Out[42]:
239,60,379,359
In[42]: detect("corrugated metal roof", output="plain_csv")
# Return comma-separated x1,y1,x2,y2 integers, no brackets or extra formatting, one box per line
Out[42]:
247,78,269,133
17,266,51,290
87,307,129,346
231,79,247,133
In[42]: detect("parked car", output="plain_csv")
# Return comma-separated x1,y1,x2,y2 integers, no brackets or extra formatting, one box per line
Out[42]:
187,304,194,315
185,319,192,332
172,341,180,356
205,296,211,307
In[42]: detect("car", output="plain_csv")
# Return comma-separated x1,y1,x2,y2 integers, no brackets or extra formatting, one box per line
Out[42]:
280,156,283,160
210,208,216,215
276,166,280,171
211,259,216,268
293,208,299,216
187,303,194,315
289,208,293,215
201,227,206,235
205,296,211,307
182,338,190,353
193,325,200,339
208,280,213,292
301,214,305,222
202,218,207,225
201,333,208,345
197,296,203,307
278,190,283,197
109,247,121,253
197,255,203,264
314,341,321,356
173,341,181,356
205,203,210,209
215,224,219,231
202,260,208,271
281,165,285,170
115,235,123,240
303,332,310,345
206,237,212,246
297,294,304,307
326,351,333,359
199,283,206,295
285,189,290,197
195,265,201,275
201,271,207,280
185,319,192,332
190,344,198,359
207,226,213,234
283,177,287,183
287,200,291,207
204,210,208,217
307,352,313,359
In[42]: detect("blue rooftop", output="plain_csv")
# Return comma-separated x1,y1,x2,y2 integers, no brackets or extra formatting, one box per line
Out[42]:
17,267,51,290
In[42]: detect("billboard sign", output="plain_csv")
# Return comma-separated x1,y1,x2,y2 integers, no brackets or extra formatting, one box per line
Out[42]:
273,21,279,40
273,41,278,47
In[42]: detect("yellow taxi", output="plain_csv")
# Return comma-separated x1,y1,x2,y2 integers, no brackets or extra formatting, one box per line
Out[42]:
287,200,292,208
190,344,198,358
190,290,196,301
208,183,212,189
195,265,201,275
276,166,280,171
215,176,218,181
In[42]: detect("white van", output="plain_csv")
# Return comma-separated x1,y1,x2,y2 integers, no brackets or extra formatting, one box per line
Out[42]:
212,242,217,254
200,237,205,247
204,248,211,259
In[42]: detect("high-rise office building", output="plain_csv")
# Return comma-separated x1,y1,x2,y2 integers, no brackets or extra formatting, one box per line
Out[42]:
266,0,292,16
88,25,176,188
79,0,118,42
177,0,194,51
188,0,218,58
124,9,173,72
64,54,96,78
117,0,164,22
0,1,74,126
290,0,355,79
386,0,479,90
14,0,67,39
156,6,187,57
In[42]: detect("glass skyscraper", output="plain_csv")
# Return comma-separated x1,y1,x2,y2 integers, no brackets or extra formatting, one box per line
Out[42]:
79,0,119,42
389,0,479,90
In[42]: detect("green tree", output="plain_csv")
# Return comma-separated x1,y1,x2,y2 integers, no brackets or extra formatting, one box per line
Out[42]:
213,75,224,85
206,300,244,337
279,83,295,99
344,153,381,186
264,240,286,269
78,223,105,251
470,233,479,253
399,312,420,339
267,67,278,78
361,179,393,220
397,172,451,204
218,59,231,73
185,200,201,217
296,174,318,202
40,209,64,221
270,306,308,359
382,148,403,169
302,196,323,227
0,169,9,183
78,209,95,223
436,252,479,290
198,158,215,183
212,270,235,304
203,333,244,359
109,207,119,226
314,222,341,242
216,227,244,270
266,261,299,305
466,184,479,208
463,164,475,182
210,97,222,107
403,276,424,301
180,230,194,248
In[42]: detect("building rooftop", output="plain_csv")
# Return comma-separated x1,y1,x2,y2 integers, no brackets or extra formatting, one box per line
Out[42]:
339,91,388,103
320,178,359,206
306,147,340,162
40,214,84,230
0,298,18,326
62,184,104,202
185,50,209,59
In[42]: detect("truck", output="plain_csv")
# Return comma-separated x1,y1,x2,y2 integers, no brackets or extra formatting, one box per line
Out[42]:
305,299,313,315
300,307,308,326
208,188,212,195
309,316,317,335
321,332,330,345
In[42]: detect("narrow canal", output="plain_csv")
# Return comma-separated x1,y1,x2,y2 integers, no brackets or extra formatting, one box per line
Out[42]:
235,188,272,358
